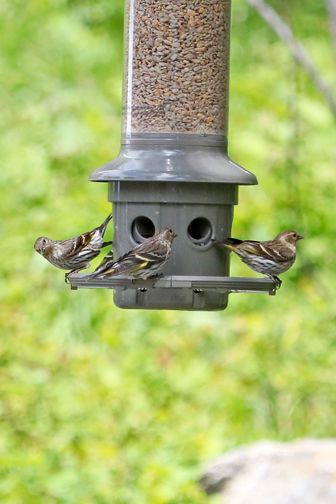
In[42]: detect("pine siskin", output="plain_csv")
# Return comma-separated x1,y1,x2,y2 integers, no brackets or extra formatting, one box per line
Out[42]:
217,230,303,288
34,212,113,281
90,228,177,280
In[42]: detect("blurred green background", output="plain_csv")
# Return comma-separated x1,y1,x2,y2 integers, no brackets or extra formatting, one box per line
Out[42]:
1,0,335,502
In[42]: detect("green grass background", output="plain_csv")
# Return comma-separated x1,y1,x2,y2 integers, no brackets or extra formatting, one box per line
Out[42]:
1,0,335,502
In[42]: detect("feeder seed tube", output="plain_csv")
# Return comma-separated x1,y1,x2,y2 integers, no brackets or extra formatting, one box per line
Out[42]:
123,0,231,137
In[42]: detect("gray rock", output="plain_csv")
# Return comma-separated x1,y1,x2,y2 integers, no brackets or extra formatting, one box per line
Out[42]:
200,439,336,504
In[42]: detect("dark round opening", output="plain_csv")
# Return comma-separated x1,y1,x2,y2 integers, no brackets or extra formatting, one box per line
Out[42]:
131,216,155,243
187,217,212,245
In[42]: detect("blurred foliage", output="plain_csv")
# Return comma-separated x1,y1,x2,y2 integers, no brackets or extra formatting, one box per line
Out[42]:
0,0,335,502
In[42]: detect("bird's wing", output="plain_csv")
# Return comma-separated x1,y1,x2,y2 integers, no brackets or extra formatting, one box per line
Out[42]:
135,239,169,261
61,234,93,257
237,241,267,255
93,241,168,277
221,238,269,255
238,240,294,262
107,254,148,276
92,252,145,277
111,243,165,273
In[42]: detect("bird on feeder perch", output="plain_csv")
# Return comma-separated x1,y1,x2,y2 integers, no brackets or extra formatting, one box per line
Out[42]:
88,228,177,280
34,213,113,282
217,230,303,288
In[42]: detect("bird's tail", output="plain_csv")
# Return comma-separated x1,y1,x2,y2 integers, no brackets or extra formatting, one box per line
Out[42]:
90,248,147,279
98,212,113,237
218,237,243,250
89,249,114,277
98,257,141,278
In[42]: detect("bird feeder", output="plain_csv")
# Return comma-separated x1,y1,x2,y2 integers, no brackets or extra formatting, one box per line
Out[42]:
69,0,276,309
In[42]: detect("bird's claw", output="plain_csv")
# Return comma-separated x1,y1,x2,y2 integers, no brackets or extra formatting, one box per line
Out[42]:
274,276,282,290
65,271,77,284
148,273,164,280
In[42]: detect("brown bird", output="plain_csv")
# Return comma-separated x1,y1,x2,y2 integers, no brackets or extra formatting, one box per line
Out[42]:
218,230,303,288
34,212,113,281
90,228,177,280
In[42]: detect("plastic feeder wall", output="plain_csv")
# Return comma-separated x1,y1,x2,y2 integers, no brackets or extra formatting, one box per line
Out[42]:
69,0,276,309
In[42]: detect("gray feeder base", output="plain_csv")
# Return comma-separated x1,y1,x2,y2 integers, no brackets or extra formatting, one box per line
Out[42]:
68,275,276,311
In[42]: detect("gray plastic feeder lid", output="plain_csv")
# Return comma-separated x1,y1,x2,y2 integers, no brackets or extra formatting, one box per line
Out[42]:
91,134,257,185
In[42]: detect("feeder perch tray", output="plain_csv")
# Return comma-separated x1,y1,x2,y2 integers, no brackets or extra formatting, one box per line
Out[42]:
69,275,277,311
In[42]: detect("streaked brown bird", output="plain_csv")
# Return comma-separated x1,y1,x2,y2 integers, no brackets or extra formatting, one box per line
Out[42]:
34,212,113,281
90,228,177,280
217,230,303,288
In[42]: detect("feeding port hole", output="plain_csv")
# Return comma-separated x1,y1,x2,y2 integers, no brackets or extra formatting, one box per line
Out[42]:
187,217,212,246
131,216,155,243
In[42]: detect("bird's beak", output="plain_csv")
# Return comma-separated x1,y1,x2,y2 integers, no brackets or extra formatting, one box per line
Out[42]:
297,234,304,240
